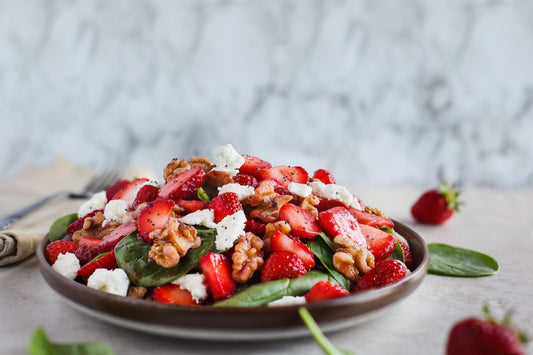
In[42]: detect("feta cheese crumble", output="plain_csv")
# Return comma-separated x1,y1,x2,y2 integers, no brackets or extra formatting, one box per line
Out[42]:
178,209,217,229
309,181,358,208
52,252,80,280
288,182,312,198
103,199,133,226
215,210,247,251
268,296,307,307
212,144,245,177
87,268,130,296
78,191,107,217
171,273,208,302
218,183,255,200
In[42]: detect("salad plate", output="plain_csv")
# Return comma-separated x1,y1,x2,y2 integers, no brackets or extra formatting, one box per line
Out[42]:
36,220,428,341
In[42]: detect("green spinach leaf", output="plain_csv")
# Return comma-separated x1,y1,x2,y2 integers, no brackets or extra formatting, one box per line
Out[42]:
196,187,210,202
308,236,352,290
48,213,78,242
428,243,499,277
28,328,114,355
387,240,405,263
115,227,217,287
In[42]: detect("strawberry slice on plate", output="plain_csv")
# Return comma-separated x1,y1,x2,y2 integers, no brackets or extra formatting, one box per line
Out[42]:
105,179,131,200
137,199,175,241
318,206,367,248
159,167,206,200
98,222,137,253
208,192,243,223
259,166,309,188
304,280,349,302
260,251,307,282
270,230,315,269
153,284,198,305
45,240,79,265
75,237,101,265
77,250,118,278
132,184,159,210
354,259,407,291
233,173,258,188
312,169,336,184
278,203,321,239
199,252,236,301
348,207,394,229
238,155,272,178
359,224,396,262
111,178,150,205
175,199,209,214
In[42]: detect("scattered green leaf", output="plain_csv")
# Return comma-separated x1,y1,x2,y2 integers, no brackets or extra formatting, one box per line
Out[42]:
28,328,114,355
428,243,499,277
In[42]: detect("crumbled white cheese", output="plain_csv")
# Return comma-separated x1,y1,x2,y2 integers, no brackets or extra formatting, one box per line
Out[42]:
288,182,312,198
178,209,217,229
212,144,245,176
171,273,208,302
268,296,307,307
215,210,247,251
52,252,80,280
350,196,362,210
218,183,255,200
309,181,354,207
103,199,133,226
78,191,107,217
87,268,130,296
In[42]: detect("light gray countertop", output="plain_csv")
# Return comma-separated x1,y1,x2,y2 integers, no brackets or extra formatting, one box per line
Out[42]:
1,187,532,355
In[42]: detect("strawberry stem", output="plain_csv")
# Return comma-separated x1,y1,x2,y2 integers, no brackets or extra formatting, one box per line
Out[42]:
438,182,462,211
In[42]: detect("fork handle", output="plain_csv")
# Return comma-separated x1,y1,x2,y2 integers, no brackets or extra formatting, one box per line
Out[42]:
0,191,71,230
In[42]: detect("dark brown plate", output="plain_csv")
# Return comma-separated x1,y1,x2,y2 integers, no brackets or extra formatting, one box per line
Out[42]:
36,221,428,340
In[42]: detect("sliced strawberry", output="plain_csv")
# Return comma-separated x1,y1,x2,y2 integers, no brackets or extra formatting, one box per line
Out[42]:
98,222,137,253
260,251,307,282
239,155,272,178
75,237,101,265
315,199,345,212
259,165,309,188
270,230,315,269
159,167,206,200
318,206,367,248
398,240,413,269
152,284,198,305
199,252,236,301
45,240,79,265
278,203,321,239
112,178,150,206
132,184,159,210
360,224,396,262
137,199,175,242
304,280,349,302
354,259,407,291
176,199,209,214
77,250,118,278
66,209,103,234
208,192,243,223
312,169,336,184
348,207,394,229
244,219,266,237
233,173,258,188
105,179,131,200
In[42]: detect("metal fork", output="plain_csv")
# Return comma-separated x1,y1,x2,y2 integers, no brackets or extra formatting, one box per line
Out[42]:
0,166,125,230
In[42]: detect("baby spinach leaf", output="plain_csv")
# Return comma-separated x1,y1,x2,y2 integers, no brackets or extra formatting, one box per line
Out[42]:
214,271,331,307
387,240,405,263
115,227,217,287
28,328,114,355
196,187,210,202
48,213,78,242
428,243,499,277
308,236,352,290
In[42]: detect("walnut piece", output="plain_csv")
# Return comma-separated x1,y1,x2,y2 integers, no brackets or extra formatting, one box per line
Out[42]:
332,235,375,281
244,181,293,223
127,286,148,299
148,217,201,268
163,157,214,181
72,212,117,242
231,233,264,283
364,205,387,218
205,169,234,188
299,194,320,218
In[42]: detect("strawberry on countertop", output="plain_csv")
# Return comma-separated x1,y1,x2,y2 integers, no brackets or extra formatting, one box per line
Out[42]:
411,182,462,225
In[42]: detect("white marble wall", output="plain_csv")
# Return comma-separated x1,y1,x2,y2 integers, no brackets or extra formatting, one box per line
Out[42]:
1,0,532,187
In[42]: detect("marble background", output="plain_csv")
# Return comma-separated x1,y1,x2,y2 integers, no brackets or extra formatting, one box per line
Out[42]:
1,0,533,188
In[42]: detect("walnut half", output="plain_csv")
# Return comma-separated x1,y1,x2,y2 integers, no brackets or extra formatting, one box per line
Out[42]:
231,233,264,284
332,235,375,282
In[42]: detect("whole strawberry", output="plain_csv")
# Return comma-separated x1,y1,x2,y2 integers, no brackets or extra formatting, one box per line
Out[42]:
446,305,529,355
411,182,461,224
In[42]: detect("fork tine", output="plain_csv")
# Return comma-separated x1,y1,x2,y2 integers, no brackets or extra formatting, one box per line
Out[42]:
84,166,125,194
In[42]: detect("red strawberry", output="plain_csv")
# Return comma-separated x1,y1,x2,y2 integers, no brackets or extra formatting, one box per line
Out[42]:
132,184,159,210
239,155,272,178
398,240,413,269
446,306,528,355
245,219,266,237
354,259,407,291
112,178,150,205
348,207,394,229
77,250,118,278
315,199,345,212
233,173,258,188
137,199,175,241
152,284,198,305
75,237,102,265
98,222,137,253
318,207,367,248
260,251,307,282
359,224,396,263
304,280,349,302
66,209,103,234
278,203,321,239
411,182,462,224
45,240,79,265
208,192,243,223
159,167,206,200
312,169,336,184
270,230,315,269
199,252,236,301
175,199,209,214
105,179,130,200
259,165,309,188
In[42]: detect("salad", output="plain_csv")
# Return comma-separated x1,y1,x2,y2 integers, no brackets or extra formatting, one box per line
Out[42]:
45,144,413,307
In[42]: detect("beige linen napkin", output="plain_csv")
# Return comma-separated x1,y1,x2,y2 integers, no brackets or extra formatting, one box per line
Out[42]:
0,158,156,266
